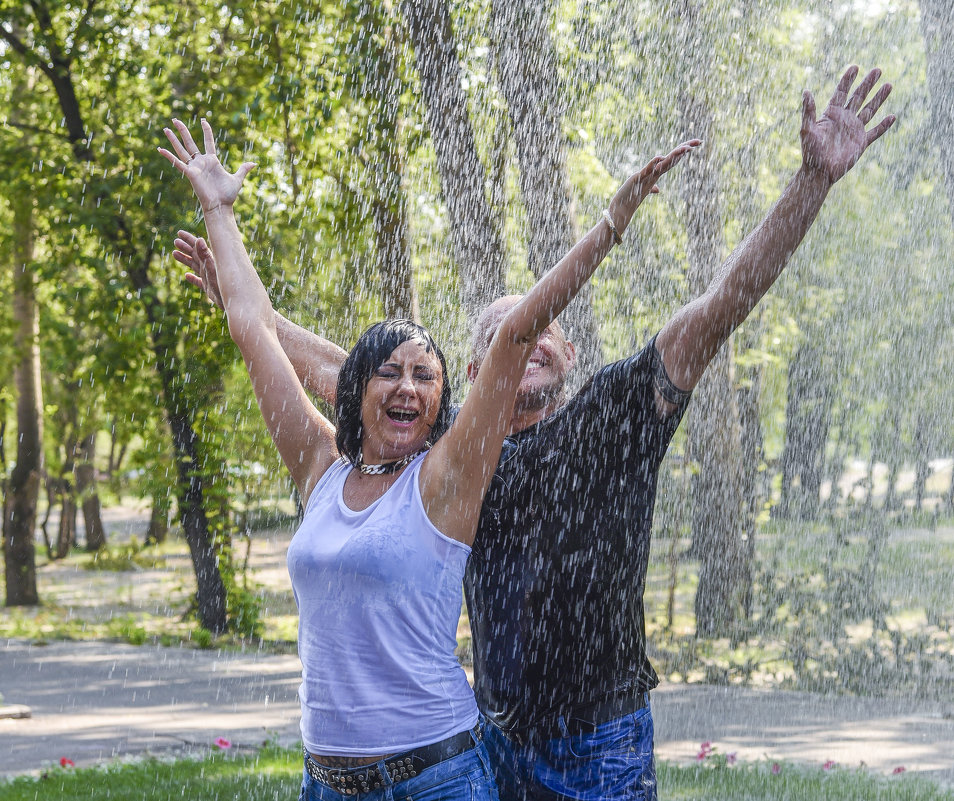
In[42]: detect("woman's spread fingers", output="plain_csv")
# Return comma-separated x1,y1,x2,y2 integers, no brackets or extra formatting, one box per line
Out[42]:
172,118,202,157
157,146,185,172
177,230,198,246
162,127,191,162
200,119,217,156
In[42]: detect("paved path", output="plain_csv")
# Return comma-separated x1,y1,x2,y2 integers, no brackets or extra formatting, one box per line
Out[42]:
2,639,952,787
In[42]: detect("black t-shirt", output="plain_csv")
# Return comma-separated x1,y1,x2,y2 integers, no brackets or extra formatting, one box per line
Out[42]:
464,337,690,737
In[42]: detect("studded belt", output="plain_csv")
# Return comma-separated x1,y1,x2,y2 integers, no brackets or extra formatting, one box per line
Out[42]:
304,725,480,795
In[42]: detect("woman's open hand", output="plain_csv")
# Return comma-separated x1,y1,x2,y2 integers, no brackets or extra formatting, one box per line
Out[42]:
158,118,255,213
622,139,703,208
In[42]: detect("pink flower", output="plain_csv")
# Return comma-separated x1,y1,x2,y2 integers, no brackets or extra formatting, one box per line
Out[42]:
213,737,233,750
696,741,714,761
726,752,737,766
892,766,906,775
771,763,781,775
59,757,75,768
822,760,836,771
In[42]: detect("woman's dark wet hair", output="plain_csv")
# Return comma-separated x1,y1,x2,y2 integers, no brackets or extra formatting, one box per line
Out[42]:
335,320,452,467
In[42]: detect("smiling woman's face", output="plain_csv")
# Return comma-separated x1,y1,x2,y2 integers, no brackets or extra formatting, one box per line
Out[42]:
359,339,444,463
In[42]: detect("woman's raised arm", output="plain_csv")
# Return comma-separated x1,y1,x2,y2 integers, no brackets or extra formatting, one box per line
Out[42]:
158,120,337,501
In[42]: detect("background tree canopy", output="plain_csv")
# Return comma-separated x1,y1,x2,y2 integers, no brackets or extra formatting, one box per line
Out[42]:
2,0,952,684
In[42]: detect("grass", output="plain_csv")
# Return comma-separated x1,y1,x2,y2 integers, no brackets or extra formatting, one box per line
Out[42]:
0,746,301,801
657,760,954,800
0,748,949,801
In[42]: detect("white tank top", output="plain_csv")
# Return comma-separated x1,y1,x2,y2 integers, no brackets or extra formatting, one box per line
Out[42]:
287,452,478,756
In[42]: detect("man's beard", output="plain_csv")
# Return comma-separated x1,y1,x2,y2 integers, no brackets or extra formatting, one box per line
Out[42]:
514,379,566,415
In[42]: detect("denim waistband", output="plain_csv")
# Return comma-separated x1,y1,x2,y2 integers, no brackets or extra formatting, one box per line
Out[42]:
304,725,481,794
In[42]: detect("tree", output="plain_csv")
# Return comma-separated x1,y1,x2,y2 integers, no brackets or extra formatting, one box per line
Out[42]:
778,341,831,520
0,1,231,629
920,0,954,222
400,0,507,317
490,0,603,380
3,58,43,605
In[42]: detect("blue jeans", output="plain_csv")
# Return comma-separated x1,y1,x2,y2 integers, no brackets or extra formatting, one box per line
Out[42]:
483,704,656,801
299,733,500,801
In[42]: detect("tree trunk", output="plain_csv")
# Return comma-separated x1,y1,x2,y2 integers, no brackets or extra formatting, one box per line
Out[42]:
947,466,954,515
920,2,953,519
400,0,507,318
736,357,764,619
920,0,954,221
368,13,418,322
913,415,929,513
883,415,903,513
0,405,7,472
490,0,603,383
864,453,877,510
679,93,750,639
129,252,228,634
76,433,106,550
146,493,171,545
55,484,76,560
778,342,830,520
4,61,42,606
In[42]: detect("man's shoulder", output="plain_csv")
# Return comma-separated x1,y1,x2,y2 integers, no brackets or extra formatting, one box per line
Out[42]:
564,337,660,408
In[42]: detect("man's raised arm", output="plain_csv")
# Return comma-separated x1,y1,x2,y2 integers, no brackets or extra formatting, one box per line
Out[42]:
174,231,347,404
656,65,896,397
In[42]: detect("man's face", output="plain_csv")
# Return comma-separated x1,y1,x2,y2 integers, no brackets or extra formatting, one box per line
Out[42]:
467,296,576,411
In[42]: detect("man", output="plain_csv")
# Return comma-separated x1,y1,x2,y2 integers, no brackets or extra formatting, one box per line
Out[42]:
175,66,894,800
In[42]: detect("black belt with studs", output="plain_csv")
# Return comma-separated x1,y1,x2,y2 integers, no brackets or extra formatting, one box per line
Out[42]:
304,725,479,795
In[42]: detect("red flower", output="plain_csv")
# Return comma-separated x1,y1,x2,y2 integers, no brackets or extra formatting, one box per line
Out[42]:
822,760,836,771
59,758,75,768
771,763,781,775
892,766,906,775
214,737,232,750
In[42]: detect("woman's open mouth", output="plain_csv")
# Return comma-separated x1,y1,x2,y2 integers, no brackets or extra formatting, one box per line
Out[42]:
387,408,419,423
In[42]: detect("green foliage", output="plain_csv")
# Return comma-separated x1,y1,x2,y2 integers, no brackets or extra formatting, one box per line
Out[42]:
753,512,954,697
646,509,954,694
106,613,148,645
190,627,214,650
84,538,166,571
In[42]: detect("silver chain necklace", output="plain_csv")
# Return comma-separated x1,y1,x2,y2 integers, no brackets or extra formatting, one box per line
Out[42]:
357,447,427,476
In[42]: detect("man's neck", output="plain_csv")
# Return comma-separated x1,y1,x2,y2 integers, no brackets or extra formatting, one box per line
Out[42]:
508,398,562,435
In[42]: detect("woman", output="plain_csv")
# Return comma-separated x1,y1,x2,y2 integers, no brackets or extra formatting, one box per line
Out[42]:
158,118,692,800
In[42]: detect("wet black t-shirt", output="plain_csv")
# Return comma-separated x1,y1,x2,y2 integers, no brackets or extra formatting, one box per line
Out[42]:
464,338,690,738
